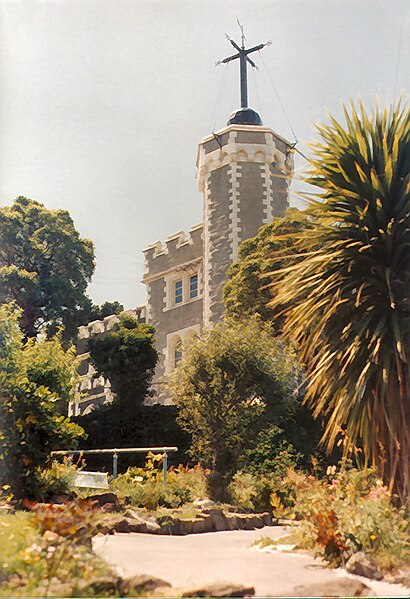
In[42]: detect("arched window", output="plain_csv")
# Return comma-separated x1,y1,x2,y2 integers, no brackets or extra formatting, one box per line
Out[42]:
185,330,199,348
174,339,183,368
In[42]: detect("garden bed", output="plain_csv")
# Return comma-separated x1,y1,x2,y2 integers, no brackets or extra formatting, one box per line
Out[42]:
98,504,272,536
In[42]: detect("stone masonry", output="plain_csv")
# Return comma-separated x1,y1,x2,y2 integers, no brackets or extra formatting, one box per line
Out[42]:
73,120,294,411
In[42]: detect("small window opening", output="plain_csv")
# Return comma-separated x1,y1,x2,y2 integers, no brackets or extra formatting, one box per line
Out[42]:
189,274,198,299
175,279,183,304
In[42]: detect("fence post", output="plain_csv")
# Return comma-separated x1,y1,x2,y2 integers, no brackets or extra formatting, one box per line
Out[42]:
113,451,118,478
163,451,168,486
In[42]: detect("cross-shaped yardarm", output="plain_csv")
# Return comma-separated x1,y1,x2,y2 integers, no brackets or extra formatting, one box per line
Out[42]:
217,22,270,109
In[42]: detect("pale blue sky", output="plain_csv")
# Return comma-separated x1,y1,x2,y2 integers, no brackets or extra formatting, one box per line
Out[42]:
1,0,409,309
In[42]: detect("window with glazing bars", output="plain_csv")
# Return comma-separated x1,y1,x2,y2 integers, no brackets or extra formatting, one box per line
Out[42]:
189,274,198,299
174,279,183,304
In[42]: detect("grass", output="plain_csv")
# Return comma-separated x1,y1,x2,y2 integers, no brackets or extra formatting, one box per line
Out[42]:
156,503,201,521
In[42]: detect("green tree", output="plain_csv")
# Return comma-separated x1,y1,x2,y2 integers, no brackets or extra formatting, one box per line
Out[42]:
0,305,85,499
223,209,312,330
78,299,124,325
0,196,95,340
269,101,410,502
88,313,158,410
168,319,300,500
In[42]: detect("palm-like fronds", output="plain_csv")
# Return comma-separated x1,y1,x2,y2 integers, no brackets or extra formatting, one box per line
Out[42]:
269,101,410,502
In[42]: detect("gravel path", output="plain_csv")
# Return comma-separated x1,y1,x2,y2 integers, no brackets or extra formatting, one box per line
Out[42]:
93,526,408,597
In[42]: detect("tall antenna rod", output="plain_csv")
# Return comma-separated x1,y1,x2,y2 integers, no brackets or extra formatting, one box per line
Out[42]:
237,19,245,48
217,24,270,108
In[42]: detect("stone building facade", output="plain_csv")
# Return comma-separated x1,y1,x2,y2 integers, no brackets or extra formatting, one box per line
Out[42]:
71,112,294,414
68,308,145,416
144,119,293,404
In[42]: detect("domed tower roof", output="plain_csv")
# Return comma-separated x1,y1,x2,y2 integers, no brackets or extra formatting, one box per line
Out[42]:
227,107,263,126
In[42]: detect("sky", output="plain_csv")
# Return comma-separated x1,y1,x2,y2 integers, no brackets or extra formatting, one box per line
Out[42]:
1,0,409,309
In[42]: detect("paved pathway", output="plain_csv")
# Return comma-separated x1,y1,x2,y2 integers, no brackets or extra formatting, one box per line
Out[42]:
93,526,408,597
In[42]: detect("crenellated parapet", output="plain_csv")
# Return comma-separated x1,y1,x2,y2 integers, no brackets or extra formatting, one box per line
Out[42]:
77,308,143,340
142,223,203,281
71,307,146,416
196,124,294,193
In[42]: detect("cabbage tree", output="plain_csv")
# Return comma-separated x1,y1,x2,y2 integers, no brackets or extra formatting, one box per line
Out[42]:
270,101,410,502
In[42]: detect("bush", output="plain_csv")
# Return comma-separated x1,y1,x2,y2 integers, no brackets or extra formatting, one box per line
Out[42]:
110,454,208,509
0,305,85,500
168,319,300,501
0,503,111,597
289,464,410,571
239,424,300,476
228,472,274,513
34,458,80,500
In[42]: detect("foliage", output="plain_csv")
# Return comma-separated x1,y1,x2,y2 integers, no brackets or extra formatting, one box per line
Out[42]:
0,511,38,573
110,454,208,509
88,313,158,410
0,305,85,499
238,424,301,476
228,472,273,513
271,464,410,571
0,502,112,597
228,466,313,516
78,299,124,325
168,319,299,501
76,403,191,470
223,209,312,330
268,101,410,502
0,196,95,340
34,458,80,501
21,333,78,410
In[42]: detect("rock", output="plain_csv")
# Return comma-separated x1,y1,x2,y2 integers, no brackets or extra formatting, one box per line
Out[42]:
159,516,187,535
106,517,130,533
124,507,155,521
201,508,229,531
224,513,240,531
192,516,214,534
122,574,171,594
87,492,120,508
292,577,370,597
260,512,272,526
345,551,383,580
242,515,263,530
192,498,216,509
391,568,410,588
77,575,122,595
95,521,111,535
182,582,255,597
201,506,224,516
141,519,162,534
126,516,161,534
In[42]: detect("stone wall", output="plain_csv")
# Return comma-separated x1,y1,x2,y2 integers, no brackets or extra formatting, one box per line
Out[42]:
70,308,145,416
142,225,204,404
197,124,294,326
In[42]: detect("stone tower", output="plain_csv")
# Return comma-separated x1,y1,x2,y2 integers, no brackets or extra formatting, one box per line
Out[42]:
197,110,294,326
72,30,296,413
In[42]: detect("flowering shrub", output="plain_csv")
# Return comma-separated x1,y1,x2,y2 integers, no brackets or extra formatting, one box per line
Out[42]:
228,472,273,512
228,468,309,515
34,458,81,500
110,454,209,509
0,502,111,597
290,464,410,571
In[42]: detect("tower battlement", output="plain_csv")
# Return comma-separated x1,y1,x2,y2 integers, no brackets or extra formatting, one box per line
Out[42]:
143,223,203,280
196,125,294,192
